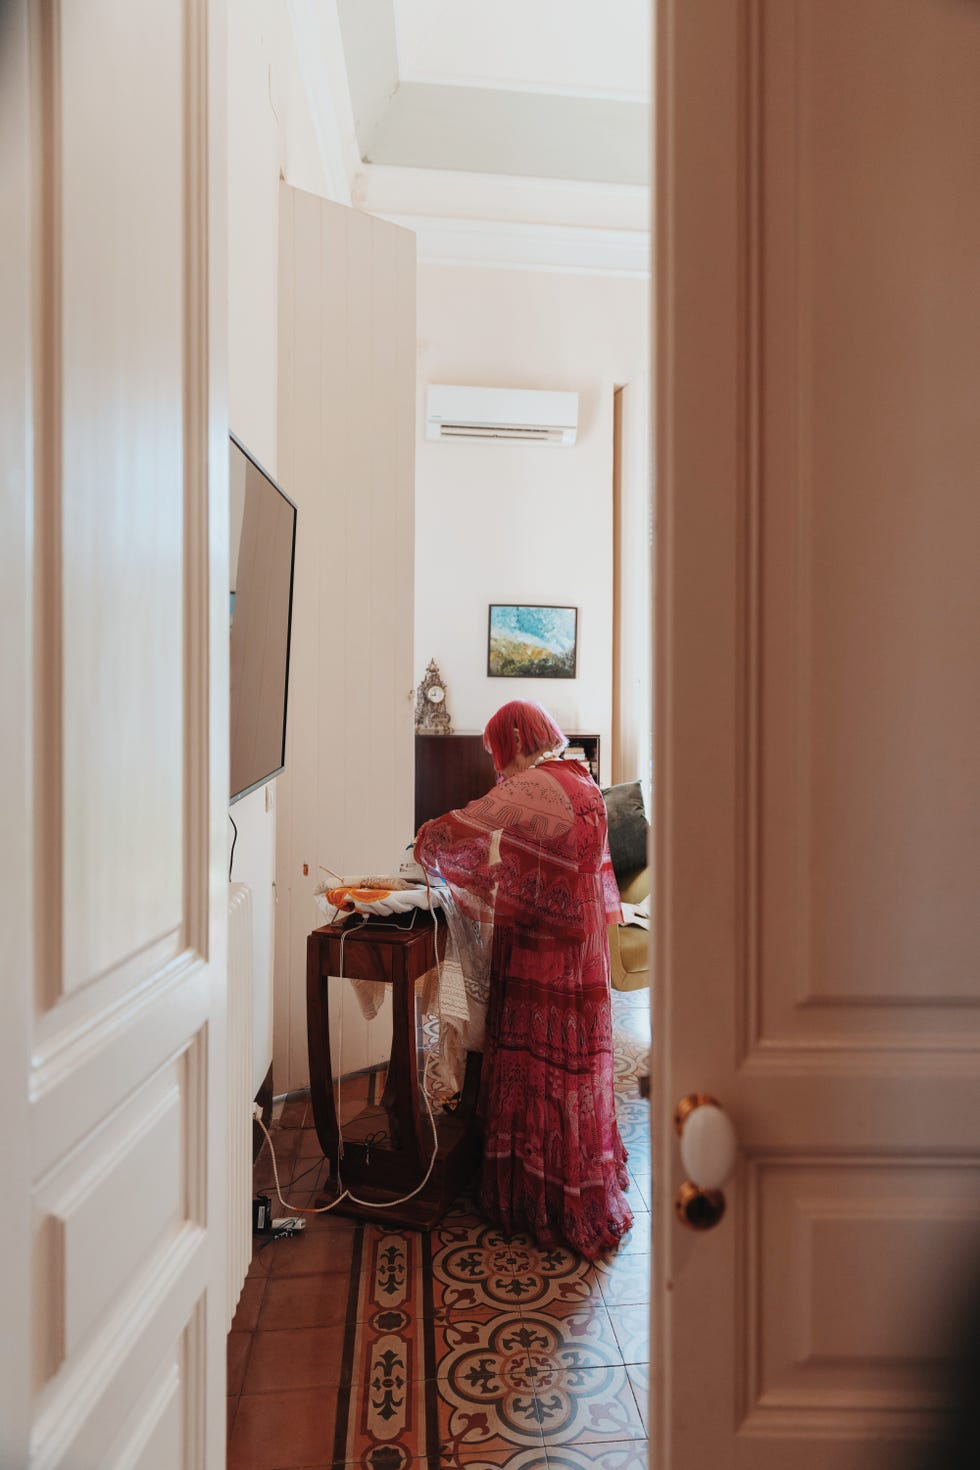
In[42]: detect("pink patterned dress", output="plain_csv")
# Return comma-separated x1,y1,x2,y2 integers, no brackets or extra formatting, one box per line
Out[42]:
416,758,633,1259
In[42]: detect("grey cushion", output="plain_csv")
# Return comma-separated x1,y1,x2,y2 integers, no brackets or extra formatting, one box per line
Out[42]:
601,780,649,883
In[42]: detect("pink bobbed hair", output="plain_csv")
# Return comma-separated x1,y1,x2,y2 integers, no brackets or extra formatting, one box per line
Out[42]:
483,700,568,773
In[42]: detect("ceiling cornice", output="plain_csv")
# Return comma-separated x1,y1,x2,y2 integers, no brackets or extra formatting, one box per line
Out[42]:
379,213,650,278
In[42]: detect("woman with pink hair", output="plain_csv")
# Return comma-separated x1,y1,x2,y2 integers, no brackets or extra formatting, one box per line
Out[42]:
415,699,632,1259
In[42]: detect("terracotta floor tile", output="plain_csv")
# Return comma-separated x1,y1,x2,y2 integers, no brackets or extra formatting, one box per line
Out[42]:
279,1093,311,1130
296,1127,328,1159
244,1326,352,1393
259,1272,356,1330
531,1366,645,1446
268,1226,355,1279
232,1275,268,1333
228,1330,253,1396
247,1233,274,1278
609,1305,648,1366
228,1387,337,1470
227,1396,238,1437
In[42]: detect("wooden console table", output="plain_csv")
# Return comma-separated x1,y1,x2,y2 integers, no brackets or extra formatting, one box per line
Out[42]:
306,913,481,1228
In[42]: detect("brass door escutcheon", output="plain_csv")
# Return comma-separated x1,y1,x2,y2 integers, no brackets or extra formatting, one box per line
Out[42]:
674,1180,726,1230
673,1092,721,1136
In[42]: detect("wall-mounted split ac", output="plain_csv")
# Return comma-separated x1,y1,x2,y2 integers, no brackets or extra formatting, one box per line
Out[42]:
425,384,579,447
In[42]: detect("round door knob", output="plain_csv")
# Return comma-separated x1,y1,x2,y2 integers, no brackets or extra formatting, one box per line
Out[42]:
674,1093,737,1190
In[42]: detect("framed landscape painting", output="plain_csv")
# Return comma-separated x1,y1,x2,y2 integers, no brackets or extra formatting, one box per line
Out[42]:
487,604,578,678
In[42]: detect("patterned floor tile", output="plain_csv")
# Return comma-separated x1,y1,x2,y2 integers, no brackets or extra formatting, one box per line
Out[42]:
608,1304,648,1367
529,1366,645,1446
518,1305,623,1374
433,1227,604,1317
229,975,654,1469
437,1447,551,1470
544,1441,648,1470
594,1254,650,1311
598,1214,650,1263
436,1372,546,1462
625,1365,649,1432
432,1451,549,1470
335,1227,433,1464
432,1309,530,1379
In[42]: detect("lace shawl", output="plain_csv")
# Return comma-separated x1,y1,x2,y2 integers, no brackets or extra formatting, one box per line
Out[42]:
416,759,621,1028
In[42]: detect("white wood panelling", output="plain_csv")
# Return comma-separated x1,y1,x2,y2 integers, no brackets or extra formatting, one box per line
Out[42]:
104,1358,181,1470
226,884,253,1325
276,185,416,1089
58,0,185,998
3,0,229,1464
748,1158,980,1422
0,0,36,1455
32,1054,190,1389
653,0,980,1464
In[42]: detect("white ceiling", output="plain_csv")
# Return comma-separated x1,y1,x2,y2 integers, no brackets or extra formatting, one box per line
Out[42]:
297,1,651,276
391,0,651,101
338,0,651,188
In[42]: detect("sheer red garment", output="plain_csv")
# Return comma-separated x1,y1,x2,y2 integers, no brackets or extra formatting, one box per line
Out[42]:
415,758,633,1259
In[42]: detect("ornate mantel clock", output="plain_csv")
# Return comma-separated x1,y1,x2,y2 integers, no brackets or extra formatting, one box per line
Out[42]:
415,659,453,734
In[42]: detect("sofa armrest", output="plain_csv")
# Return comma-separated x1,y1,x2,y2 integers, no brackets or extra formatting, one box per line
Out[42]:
618,866,650,906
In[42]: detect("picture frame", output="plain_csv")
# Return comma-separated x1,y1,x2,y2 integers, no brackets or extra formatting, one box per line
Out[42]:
487,604,578,679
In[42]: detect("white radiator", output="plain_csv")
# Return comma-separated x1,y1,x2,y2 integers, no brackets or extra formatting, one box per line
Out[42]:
227,882,254,1328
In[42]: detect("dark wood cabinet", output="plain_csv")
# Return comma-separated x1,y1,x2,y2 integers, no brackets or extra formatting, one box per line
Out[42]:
415,734,495,829
414,732,601,829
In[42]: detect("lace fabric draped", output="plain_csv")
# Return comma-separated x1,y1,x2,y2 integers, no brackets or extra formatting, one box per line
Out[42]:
416,758,633,1259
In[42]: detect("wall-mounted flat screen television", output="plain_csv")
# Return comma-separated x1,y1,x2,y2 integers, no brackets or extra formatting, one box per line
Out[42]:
229,433,297,803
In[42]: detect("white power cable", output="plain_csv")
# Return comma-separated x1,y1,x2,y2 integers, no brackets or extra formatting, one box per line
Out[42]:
253,906,442,1216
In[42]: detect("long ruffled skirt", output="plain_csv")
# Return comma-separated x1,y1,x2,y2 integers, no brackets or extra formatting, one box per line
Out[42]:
477,925,633,1260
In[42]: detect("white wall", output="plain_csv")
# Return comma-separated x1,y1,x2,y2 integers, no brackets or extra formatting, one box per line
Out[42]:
227,0,339,1095
415,265,649,780
613,374,653,795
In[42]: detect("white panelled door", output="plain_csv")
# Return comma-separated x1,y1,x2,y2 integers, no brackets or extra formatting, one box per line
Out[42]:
653,2,980,1467
1,1,228,1466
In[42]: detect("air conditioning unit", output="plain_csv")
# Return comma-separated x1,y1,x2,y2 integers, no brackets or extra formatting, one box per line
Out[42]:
425,385,579,447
